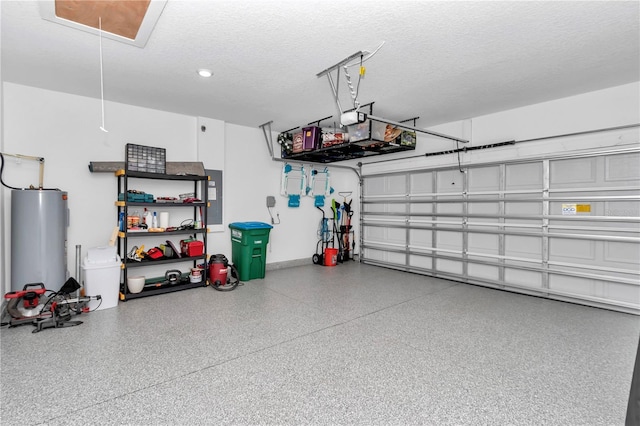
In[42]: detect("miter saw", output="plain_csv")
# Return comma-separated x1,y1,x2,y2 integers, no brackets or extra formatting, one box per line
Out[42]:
1,278,101,333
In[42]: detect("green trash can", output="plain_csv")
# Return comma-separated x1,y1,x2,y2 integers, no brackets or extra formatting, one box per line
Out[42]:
229,222,273,281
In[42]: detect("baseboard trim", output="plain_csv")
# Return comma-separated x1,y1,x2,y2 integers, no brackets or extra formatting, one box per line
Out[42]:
265,258,310,271
266,255,360,271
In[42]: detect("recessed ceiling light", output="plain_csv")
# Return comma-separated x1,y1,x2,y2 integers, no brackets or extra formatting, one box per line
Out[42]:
197,69,213,78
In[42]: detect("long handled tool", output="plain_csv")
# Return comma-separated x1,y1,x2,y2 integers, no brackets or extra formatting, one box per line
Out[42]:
336,192,354,261
342,199,354,261
331,199,344,262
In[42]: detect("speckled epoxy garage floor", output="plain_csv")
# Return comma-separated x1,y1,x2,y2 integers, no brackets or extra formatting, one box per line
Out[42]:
1,262,638,425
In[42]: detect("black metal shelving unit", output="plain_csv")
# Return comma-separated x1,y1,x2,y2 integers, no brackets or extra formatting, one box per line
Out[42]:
115,170,209,301
276,104,418,163
282,141,416,163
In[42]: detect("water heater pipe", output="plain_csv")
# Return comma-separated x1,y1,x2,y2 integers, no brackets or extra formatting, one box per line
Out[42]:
0,152,45,189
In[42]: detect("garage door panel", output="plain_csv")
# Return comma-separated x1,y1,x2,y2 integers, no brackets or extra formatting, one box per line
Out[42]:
363,177,386,196
386,204,407,214
468,166,500,192
550,157,597,187
366,204,387,213
505,235,541,258
436,231,462,251
436,170,464,192
468,233,499,255
549,237,595,262
548,275,639,305
386,175,407,194
468,263,499,280
362,148,640,314
603,282,640,305
605,152,640,182
504,268,542,289
409,255,432,270
468,202,499,216
436,259,463,274
549,275,596,298
386,251,406,265
604,241,640,265
436,202,463,215
386,228,406,245
504,220,541,234
363,248,385,262
409,229,433,247
364,226,385,241
410,203,433,214
506,162,542,190
604,200,640,217
505,202,542,216
410,172,433,193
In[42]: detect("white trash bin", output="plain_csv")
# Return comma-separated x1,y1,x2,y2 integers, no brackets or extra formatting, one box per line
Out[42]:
83,253,121,311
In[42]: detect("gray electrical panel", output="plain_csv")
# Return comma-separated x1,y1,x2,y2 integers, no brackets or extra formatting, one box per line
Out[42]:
206,169,223,225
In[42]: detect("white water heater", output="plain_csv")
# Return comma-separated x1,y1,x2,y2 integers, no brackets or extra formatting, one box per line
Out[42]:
10,189,69,292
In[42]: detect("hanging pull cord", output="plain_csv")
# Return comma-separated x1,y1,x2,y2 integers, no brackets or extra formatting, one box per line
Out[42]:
99,17,108,133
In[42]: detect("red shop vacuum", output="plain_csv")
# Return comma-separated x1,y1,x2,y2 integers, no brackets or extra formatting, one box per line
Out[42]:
207,254,240,291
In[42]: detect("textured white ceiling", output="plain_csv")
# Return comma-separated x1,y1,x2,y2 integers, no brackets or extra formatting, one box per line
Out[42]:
2,1,639,132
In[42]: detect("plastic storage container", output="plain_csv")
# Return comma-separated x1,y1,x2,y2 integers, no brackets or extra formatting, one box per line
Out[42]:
229,222,273,281
87,246,117,263
83,254,122,310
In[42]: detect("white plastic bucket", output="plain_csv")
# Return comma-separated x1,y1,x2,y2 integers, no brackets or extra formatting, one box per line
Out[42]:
83,255,121,310
86,246,117,263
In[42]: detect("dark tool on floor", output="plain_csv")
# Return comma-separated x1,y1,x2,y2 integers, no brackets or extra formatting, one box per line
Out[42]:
208,254,240,291
313,205,332,265
1,278,101,333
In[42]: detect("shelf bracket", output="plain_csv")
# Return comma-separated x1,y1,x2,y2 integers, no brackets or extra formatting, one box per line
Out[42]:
317,51,365,119
261,121,274,158
316,51,469,144
368,115,469,144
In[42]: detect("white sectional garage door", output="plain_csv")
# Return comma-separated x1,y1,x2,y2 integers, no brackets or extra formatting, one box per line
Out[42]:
361,148,640,314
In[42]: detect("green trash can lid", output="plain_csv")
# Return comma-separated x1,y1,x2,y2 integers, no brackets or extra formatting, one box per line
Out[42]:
228,221,273,230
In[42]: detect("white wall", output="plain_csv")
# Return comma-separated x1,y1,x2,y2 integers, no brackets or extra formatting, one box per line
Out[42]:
2,81,638,294
0,83,361,294
196,116,225,233
362,82,640,175
220,123,359,263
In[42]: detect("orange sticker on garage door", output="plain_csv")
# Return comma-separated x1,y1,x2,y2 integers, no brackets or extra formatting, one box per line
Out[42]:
576,204,591,213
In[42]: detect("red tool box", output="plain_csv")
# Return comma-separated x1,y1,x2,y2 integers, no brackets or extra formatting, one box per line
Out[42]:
180,239,204,257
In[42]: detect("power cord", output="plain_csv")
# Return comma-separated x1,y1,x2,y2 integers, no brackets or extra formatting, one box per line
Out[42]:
0,153,22,190
268,206,280,225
